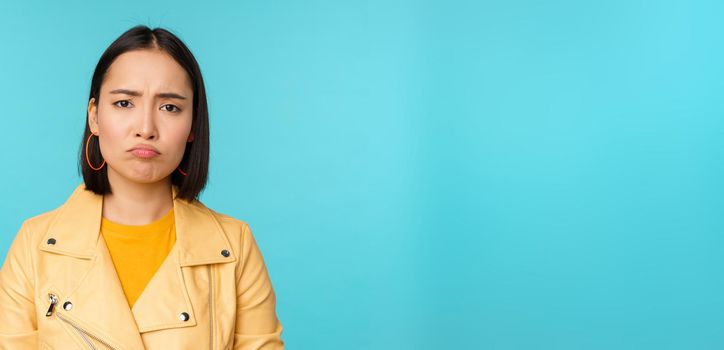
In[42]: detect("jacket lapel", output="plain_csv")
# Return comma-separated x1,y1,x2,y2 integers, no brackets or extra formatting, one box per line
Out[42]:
38,183,237,349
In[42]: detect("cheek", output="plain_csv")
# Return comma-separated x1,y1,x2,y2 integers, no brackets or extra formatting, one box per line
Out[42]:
98,105,124,130
98,122,127,148
171,116,193,141
96,108,128,153
172,125,193,151
171,120,193,158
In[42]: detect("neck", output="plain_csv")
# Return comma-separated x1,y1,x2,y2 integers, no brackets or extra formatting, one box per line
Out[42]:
102,168,174,225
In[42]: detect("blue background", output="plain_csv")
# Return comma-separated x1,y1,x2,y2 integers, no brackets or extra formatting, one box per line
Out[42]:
2,0,723,349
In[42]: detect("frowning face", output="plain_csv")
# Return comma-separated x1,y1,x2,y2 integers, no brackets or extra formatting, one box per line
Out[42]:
87,48,194,184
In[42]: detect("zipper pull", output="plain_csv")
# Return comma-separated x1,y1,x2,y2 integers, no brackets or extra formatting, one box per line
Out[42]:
45,293,58,317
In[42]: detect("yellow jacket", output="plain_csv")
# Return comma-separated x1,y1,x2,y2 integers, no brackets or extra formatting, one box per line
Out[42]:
0,183,284,349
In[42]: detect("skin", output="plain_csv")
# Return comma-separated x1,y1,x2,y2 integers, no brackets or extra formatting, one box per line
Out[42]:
87,48,194,226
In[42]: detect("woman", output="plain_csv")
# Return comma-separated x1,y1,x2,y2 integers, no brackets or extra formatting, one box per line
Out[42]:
0,25,284,349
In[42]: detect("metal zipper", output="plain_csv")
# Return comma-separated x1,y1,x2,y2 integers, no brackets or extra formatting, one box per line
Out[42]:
45,293,58,316
46,293,118,350
208,265,214,350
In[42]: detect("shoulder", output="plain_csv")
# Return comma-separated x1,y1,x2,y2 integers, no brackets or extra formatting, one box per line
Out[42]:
193,202,258,254
198,205,273,275
193,200,252,234
14,206,63,246
1,205,63,265
208,207,251,230
205,206,257,243
11,182,88,245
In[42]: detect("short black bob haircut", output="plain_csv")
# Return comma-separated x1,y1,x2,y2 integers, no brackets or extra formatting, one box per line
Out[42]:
78,25,209,202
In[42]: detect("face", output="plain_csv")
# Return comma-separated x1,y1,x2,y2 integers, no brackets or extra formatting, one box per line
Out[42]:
87,49,194,184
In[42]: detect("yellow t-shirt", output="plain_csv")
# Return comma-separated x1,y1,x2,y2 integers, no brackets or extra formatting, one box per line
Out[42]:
100,207,176,309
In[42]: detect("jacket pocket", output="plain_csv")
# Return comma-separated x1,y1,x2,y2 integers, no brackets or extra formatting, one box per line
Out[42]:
43,288,118,350
40,339,55,350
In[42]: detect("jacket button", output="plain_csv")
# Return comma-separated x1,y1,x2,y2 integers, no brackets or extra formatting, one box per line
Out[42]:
47,238,56,245
63,301,73,311
221,249,230,257
179,312,190,321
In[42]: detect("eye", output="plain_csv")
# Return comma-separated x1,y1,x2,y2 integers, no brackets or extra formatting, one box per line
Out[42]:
161,104,181,113
113,100,133,108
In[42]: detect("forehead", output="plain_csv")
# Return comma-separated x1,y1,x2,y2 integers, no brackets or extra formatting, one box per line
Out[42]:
102,49,192,95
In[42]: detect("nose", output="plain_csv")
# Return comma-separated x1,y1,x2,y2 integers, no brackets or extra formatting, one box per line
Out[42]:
135,103,158,140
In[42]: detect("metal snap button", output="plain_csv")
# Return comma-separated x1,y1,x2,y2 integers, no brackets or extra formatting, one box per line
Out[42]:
179,312,190,321
221,249,230,257
63,301,73,311
47,238,56,245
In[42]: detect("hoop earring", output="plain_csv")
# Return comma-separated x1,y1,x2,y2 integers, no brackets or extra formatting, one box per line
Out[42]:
85,133,106,171
177,166,187,176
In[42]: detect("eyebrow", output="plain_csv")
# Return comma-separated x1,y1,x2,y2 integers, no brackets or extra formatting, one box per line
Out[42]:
109,88,187,100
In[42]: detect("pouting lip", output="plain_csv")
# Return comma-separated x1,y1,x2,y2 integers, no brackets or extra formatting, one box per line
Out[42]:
128,143,161,154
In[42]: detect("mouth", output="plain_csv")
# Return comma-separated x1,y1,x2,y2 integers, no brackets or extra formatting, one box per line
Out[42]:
129,149,161,159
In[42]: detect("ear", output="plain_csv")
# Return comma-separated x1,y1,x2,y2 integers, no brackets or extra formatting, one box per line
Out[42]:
187,132,194,142
87,97,99,134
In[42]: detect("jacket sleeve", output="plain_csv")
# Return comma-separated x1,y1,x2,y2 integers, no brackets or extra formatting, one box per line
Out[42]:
0,221,38,349
233,223,284,350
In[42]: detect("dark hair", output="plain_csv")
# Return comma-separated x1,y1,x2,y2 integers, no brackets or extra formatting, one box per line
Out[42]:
78,25,209,202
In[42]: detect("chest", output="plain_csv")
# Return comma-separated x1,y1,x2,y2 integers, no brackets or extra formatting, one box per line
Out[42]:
35,237,238,350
